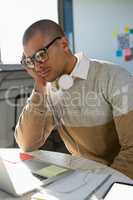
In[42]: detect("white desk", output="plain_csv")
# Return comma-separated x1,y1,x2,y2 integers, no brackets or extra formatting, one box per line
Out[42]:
0,148,132,200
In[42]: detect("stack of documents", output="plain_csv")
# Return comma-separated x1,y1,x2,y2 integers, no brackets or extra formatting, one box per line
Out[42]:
32,170,111,200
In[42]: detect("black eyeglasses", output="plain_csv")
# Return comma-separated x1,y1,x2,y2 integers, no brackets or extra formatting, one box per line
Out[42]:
21,36,62,69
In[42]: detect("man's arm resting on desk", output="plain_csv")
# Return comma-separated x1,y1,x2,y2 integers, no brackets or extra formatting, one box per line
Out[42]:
15,89,55,152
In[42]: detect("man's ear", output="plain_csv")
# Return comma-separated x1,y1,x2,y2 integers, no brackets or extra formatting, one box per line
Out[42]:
60,37,69,52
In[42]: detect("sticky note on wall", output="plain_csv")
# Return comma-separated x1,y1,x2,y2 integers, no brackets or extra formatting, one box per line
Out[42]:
130,29,133,34
124,48,132,56
124,55,132,61
124,26,129,33
112,31,118,38
116,49,123,57
117,33,130,49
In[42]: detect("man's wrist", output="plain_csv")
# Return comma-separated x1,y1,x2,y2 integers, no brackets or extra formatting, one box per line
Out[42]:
27,88,48,111
34,82,45,94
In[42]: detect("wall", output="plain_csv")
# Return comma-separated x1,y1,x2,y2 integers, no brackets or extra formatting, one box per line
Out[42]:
73,0,133,73
0,65,33,147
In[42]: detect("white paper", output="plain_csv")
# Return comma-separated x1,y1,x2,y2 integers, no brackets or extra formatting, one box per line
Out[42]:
32,170,110,200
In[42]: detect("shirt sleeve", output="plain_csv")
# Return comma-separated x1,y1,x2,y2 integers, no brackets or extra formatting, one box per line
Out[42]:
106,65,133,179
15,88,55,152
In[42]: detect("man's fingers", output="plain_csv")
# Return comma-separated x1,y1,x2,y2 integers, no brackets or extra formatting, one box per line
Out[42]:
24,67,37,79
24,66,47,88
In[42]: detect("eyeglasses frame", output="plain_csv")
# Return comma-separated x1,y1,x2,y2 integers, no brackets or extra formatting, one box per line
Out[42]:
21,36,62,68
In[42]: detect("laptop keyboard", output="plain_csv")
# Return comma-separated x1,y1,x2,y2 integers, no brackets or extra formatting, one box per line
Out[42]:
32,172,47,181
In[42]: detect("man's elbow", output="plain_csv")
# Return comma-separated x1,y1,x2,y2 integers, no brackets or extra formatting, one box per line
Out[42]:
16,139,40,152
15,127,42,152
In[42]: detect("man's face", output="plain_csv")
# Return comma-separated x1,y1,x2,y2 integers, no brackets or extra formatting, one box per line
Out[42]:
23,32,68,82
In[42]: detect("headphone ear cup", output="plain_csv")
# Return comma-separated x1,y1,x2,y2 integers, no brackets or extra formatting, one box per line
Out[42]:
58,74,74,90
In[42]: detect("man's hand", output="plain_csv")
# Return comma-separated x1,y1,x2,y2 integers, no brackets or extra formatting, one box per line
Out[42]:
24,67,47,94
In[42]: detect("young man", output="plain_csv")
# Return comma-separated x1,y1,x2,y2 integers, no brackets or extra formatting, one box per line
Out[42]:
15,19,133,179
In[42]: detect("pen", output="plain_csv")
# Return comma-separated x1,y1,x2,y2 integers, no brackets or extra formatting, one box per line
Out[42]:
84,174,112,200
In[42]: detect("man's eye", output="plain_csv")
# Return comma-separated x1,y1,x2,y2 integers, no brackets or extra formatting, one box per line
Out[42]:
26,59,33,65
36,50,47,60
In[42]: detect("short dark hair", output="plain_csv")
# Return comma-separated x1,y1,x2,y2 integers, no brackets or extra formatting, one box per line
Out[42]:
23,19,65,45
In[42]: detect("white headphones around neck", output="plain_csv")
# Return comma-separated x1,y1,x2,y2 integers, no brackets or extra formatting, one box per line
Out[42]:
58,74,74,90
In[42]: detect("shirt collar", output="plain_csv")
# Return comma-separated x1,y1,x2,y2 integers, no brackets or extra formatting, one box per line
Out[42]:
70,52,90,80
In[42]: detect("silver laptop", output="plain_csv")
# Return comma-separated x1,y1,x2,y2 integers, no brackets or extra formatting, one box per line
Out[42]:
0,156,71,196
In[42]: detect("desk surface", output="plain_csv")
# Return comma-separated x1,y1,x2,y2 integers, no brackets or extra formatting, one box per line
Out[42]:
0,148,132,199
